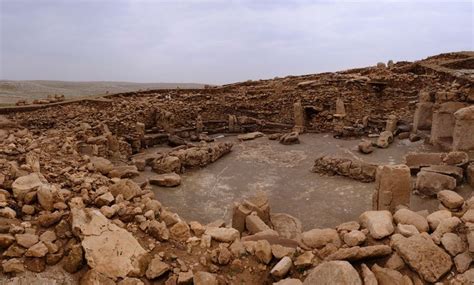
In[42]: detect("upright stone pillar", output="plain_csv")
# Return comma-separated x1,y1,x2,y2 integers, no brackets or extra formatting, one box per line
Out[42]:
373,164,411,212
228,115,239,133
453,106,474,151
430,102,467,147
385,115,398,133
413,102,433,132
293,99,305,133
335,98,346,117
196,115,204,133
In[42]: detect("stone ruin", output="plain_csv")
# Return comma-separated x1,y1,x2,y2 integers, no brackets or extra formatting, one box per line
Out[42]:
0,51,473,284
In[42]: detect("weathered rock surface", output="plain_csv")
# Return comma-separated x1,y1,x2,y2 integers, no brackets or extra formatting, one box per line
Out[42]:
303,261,362,285
71,207,147,279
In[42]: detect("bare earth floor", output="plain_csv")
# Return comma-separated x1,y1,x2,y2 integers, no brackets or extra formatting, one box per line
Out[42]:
134,133,473,230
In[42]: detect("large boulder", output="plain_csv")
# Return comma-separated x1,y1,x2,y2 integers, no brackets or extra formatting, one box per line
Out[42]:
71,207,147,280
415,171,456,196
359,211,394,239
392,234,452,283
11,173,46,200
109,179,141,201
303,261,362,285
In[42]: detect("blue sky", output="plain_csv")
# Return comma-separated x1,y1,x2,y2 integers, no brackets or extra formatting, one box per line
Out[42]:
1,0,472,84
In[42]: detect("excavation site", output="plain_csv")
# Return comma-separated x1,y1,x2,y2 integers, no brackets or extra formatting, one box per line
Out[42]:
0,50,473,284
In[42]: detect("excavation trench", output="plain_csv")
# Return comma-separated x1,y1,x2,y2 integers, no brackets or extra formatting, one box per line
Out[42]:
134,133,472,230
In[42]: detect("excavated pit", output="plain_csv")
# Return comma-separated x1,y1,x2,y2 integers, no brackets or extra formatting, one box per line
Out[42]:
134,133,473,229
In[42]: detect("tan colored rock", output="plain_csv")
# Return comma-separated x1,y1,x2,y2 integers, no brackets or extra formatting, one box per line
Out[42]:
0,233,15,249
294,251,314,269
255,239,272,264
372,264,411,285
246,213,271,234
360,263,377,285
343,230,366,246
37,184,54,210
441,233,465,256
393,234,452,283
376,131,393,148
359,210,394,239
273,278,303,285
301,228,341,249
146,256,170,279
25,241,48,257
2,258,25,273
149,172,181,187
109,179,141,201
358,140,374,154
12,172,46,200
326,245,392,261
415,171,456,196
393,208,429,232
193,271,218,285
454,251,472,273
427,210,452,231
271,213,302,240
271,256,292,278
303,261,362,285
170,221,191,241
373,164,411,212
71,207,147,279
90,156,114,175
396,224,419,237
204,227,239,242
437,190,464,209
431,217,461,244
80,269,115,285
15,233,39,248
237,132,264,141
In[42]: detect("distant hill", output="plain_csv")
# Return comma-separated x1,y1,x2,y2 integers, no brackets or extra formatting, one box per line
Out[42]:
0,80,205,104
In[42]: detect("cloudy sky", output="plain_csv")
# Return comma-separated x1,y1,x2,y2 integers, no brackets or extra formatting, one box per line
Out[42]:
0,0,472,84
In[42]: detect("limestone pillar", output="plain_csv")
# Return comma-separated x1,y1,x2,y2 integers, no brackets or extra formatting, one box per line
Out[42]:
452,106,474,151
196,115,204,133
430,102,467,147
385,115,398,133
413,103,433,132
228,115,239,133
373,164,411,212
293,99,305,133
335,98,346,117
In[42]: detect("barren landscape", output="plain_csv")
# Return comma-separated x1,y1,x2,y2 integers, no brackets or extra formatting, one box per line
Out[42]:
0,51,473,285
0,81,205,105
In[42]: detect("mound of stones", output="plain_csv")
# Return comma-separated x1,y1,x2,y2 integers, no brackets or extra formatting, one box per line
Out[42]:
311,155,377,182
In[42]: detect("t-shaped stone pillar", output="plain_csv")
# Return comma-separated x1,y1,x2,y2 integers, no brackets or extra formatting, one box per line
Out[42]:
373,164,411,212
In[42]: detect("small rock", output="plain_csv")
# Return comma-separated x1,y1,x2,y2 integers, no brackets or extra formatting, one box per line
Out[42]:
271,256,292,278
437,190,464,209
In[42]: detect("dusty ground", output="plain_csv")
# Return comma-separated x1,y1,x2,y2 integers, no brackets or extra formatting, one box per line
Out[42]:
134,134,473,230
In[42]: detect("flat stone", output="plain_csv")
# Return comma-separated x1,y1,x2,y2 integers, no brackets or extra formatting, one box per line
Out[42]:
205,227,239,242
441,233,465,256
396,224,419,237
371,264,410,285
71,207,147,279
454,251,472,273
237,132,264,141
15,233,39,248
327,245,392,261
393,234,452,283
149,172,181,187
421,165,464,183
2,258,25,273
271,213,302,240
415,171,456,196
343,230,366,247
25,241,48,257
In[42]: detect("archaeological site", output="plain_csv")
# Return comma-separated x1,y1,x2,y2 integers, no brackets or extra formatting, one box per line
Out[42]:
0,51,473,284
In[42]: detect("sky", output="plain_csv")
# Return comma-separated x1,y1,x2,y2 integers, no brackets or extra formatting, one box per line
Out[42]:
0,0,472,84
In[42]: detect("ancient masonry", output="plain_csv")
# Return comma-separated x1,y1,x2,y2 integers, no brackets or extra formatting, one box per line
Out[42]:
0,51,473,284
